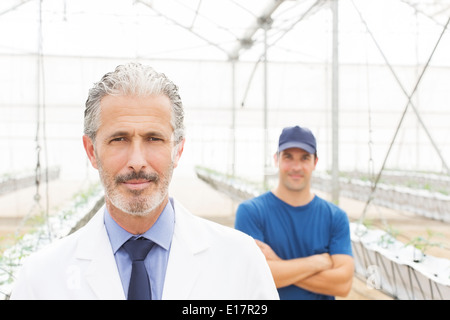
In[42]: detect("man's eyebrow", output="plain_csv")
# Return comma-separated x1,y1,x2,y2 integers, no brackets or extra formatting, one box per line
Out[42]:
104,130,170,141
105,131,130,139
141,131,168,139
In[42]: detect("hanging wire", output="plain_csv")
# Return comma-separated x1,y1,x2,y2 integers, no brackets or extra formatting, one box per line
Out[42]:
363,34,390,229
37,0,51,240
136,0,231,57
171,0,239,39
363,28,377,224
0,0,34,17
352,0,450,223
188,0,202,30
18,0,52,240
227,0,258,19
352,1,449,175
365,44,374,183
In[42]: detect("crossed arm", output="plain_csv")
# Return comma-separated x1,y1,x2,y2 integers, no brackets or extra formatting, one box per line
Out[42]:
255,240,354,297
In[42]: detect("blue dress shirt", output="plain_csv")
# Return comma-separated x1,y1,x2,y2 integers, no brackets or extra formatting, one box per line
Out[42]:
104,199,175,300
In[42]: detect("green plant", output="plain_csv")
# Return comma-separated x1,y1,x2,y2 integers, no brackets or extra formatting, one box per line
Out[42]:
361,218,373,229
0,182,102,291
378,225,400,249
405,229,444,262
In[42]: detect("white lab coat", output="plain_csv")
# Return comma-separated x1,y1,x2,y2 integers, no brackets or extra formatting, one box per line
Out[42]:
10,200,278,300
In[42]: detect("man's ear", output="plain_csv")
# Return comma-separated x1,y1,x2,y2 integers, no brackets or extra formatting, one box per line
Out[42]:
172,138,185,168
82,135,98,169
273,152,279,167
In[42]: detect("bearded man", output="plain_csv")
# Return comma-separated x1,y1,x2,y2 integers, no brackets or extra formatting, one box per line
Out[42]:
10,62,278,300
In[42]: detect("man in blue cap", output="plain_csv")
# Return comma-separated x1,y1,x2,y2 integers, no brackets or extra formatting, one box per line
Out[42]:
235,125,354,300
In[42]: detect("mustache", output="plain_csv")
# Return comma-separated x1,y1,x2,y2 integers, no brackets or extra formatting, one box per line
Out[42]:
115,170,159,184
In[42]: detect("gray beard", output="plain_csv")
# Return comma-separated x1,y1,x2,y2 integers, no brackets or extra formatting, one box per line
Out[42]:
98,163,173,217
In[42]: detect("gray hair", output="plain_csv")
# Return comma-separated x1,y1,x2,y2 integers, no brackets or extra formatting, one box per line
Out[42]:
84,62,185,144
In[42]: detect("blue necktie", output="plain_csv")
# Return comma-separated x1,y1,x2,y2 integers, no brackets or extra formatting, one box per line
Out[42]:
122,237,154,300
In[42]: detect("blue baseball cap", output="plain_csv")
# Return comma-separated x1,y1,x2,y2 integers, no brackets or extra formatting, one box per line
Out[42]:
278,125,316,154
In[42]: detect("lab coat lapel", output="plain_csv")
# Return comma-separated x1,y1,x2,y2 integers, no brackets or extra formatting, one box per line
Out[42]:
162,201,209,299
75,207,125,300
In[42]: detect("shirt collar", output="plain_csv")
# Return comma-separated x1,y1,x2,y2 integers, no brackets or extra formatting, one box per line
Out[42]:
104,199,175,253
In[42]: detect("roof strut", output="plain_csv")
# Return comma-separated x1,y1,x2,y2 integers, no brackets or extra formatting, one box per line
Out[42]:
228,0,286,60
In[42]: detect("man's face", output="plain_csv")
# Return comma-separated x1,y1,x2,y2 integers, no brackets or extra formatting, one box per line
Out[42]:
276,147,317,193
83,94,183,216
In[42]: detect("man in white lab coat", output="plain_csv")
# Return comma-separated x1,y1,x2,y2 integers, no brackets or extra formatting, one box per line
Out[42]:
10,62,278,300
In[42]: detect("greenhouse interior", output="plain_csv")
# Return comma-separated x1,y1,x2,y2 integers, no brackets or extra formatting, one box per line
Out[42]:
1,0,449,300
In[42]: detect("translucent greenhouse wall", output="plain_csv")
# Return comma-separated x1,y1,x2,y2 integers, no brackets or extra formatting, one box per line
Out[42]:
1,54,449,184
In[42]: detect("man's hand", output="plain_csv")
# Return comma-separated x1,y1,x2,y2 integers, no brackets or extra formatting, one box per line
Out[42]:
255,239,281,261
314,252,333,270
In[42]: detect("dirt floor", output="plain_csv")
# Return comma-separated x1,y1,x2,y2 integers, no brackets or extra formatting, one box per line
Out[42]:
1,169,448,300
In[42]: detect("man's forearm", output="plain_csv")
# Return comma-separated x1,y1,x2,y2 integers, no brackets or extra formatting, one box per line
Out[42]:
267,253,332,288
294,254,354,297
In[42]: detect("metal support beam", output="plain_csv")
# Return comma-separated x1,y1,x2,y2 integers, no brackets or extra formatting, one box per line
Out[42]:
263,20,270,189
229,0,285,60
0,0,33,18
331,0,340,204
230,59,237,177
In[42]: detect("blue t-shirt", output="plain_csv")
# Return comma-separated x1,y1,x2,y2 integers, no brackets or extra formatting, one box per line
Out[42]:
235,192,352,300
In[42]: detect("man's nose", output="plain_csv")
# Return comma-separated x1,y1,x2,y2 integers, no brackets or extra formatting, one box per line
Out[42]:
292,160,303,171
127,141,147,172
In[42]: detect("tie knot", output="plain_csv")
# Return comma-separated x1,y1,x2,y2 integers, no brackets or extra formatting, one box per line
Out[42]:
123,237,154,261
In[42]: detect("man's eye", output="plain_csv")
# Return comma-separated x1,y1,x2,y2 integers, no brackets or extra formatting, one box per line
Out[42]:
148,137,163,142
111,137,126,142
